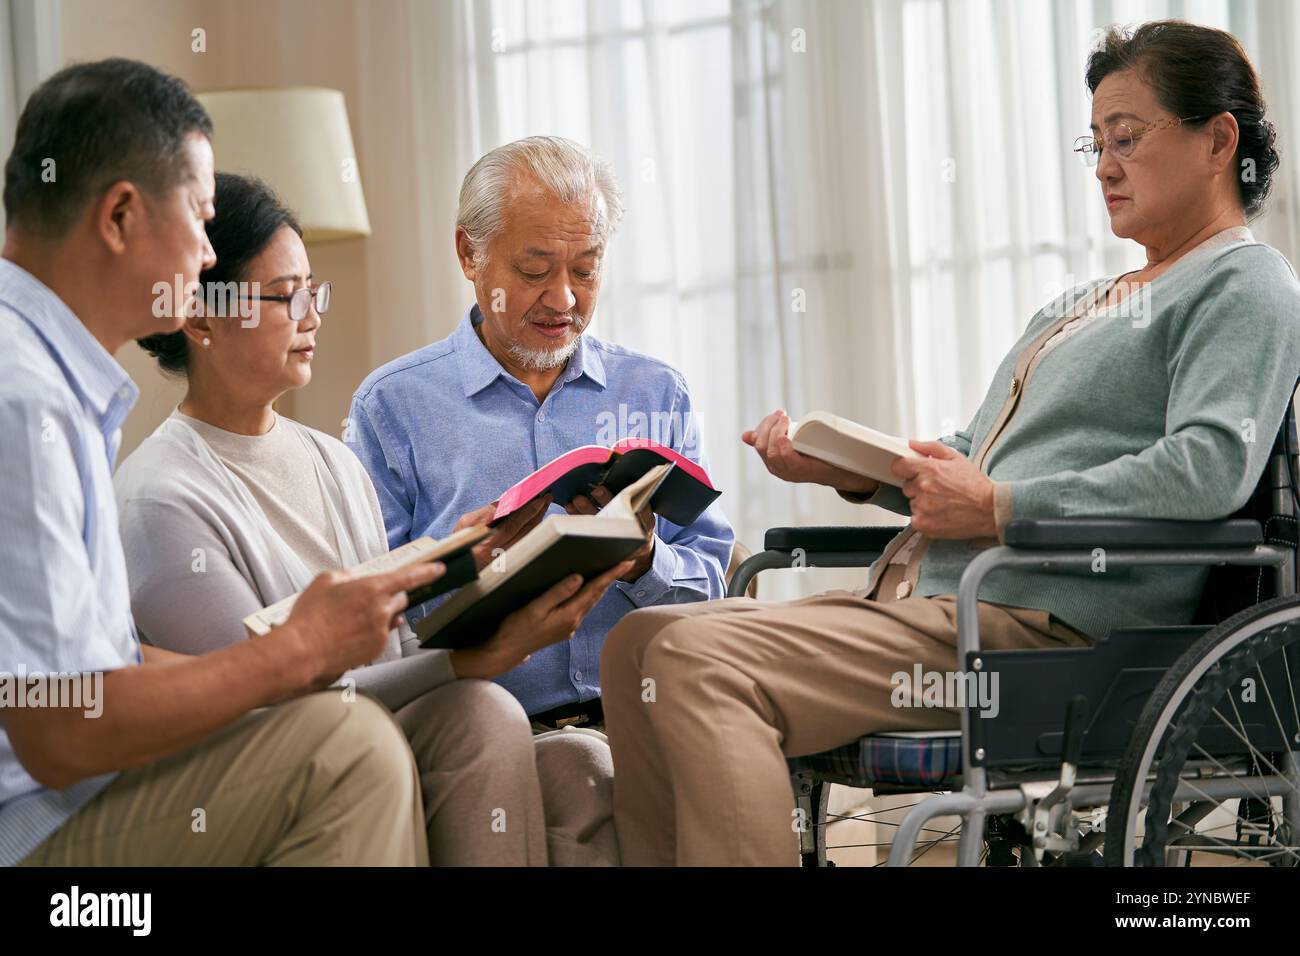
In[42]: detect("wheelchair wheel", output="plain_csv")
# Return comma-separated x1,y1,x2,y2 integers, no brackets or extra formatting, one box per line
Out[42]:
1105,596,1300,867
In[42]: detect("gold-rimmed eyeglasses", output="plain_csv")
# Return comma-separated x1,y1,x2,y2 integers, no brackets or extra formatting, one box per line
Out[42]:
1073,115,1207,167
246,281,332,322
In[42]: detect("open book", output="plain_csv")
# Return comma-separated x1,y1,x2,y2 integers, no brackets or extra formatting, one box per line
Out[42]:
242,525,489,637
492,438,719,528
418,464,674,650
789,411,920,486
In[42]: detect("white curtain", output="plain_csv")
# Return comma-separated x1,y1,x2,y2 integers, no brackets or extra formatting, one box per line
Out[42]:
0,0,62,234
366,0,1300,587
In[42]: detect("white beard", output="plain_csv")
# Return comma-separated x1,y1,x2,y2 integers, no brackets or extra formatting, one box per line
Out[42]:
505,334,582,370
507,312,587,370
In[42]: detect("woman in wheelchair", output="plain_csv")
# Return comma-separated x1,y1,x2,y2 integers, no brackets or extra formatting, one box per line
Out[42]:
601,19,1300,866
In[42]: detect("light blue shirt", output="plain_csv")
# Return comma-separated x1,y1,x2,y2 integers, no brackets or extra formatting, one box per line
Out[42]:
0,258,141,866
348,305,734,715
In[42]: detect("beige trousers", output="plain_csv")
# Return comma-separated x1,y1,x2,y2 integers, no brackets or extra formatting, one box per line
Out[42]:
21,692,427,866
397,679,619,866
533,726,618,865
600,590,1091,866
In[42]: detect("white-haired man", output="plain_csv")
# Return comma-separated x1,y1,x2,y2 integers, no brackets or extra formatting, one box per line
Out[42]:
347,136,734,844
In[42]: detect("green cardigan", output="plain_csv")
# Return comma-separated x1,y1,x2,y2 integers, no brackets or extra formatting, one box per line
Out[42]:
867,230,1300,639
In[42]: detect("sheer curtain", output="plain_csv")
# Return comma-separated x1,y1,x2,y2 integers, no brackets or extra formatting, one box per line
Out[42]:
0,0,62,234
374,0,1299,585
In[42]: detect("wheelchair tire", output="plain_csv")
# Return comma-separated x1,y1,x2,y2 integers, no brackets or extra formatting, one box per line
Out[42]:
1104,595,1300,867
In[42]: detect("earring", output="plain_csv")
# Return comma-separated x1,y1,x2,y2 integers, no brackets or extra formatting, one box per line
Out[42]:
202,337,211,348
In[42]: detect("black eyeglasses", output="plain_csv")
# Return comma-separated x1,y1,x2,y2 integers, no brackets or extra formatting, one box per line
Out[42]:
246,281,332,322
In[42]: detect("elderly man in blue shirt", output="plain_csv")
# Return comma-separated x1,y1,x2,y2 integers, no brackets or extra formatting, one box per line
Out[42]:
348,136,734,726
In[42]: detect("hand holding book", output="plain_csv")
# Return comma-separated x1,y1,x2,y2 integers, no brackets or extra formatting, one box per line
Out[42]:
449,560,635,680
418,464,676,649
745,408,996,537
243,526,489,638
743,408,885,494
565,484,656,581
454,494,554,571
278,560,450,692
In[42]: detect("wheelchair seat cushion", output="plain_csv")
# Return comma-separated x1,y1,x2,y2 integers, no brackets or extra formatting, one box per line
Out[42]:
789,731,962,788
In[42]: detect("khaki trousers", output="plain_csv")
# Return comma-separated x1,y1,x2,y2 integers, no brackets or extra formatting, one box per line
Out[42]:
22,679,619,867
600,590,1091,866
21,692,426,866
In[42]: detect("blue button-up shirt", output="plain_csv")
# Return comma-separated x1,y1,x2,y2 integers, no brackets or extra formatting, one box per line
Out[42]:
0,258,141,866
348,305,734,715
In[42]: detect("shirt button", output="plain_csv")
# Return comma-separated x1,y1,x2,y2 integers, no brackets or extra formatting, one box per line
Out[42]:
118,386,131,399
895,580,913,599
537,411,546,423
636,589,647,598
1009,377,1020,396
574,670,583,682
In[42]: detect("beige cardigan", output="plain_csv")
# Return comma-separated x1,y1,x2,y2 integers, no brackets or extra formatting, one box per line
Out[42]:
113,412,456,710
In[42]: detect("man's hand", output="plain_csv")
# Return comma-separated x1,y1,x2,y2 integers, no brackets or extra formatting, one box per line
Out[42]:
455,495,553,571
0,561,446,791
743,409,879,495
891,439,997,539
450,561,635,679
566,485,655,581
279,561,447,690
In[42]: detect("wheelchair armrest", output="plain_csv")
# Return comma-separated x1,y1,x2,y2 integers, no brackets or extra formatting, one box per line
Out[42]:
763,526,907,553
727,525,908,598
1002,517,1263,550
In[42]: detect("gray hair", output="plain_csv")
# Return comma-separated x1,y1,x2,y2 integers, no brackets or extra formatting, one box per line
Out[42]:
456,136,624,262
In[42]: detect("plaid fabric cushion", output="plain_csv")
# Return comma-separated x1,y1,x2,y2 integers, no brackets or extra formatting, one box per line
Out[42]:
789,733,962,788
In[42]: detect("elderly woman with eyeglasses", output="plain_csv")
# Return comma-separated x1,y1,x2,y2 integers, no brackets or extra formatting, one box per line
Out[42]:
116,172,629,866
602,19,1300,866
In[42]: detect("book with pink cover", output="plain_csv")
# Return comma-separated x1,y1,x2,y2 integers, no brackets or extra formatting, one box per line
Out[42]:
492,438,720,528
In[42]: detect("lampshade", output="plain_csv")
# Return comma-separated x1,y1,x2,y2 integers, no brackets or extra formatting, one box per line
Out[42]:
197,87,371,242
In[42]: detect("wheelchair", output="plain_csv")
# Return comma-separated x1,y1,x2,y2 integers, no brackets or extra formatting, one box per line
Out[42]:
727,412,1300,867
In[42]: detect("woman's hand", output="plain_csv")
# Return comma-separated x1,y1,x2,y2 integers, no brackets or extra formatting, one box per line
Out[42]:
743,409,879,495
448,560,635,680
454,495,553,571
891,439,997,539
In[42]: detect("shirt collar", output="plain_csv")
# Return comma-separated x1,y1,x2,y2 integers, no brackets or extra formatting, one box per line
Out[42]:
455,303,607,397
564,321,606,389
0,258,138,439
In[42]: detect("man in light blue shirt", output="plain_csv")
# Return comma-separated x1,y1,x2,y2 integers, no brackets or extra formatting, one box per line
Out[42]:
348,136,734,720
0,58,437,866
